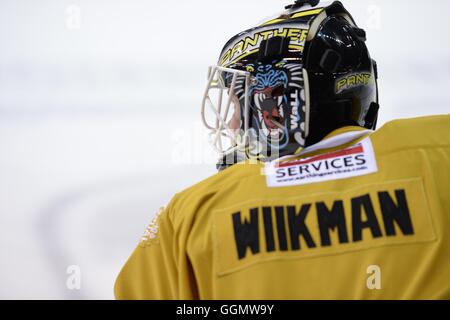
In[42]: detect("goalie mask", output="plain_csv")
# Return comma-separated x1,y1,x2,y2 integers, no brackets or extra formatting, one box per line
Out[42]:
201,0,379,170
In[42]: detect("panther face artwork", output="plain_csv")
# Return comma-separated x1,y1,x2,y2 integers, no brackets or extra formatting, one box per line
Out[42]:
251,64,289,141
229,61,306,156
247,63,305,147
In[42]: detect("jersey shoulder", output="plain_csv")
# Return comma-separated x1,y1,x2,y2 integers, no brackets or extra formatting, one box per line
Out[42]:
372,114,450,153
167,161,264,224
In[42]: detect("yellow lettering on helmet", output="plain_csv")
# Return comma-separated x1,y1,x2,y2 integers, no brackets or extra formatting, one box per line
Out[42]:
220,50,231,66
347,75,356,87
243,34,260,52
260,30,274,40
274,28,288,38
230,41,244,61
336,79,348,93
300,29,309,42
287,29,301,40
356,73,365,85
336,73,372,93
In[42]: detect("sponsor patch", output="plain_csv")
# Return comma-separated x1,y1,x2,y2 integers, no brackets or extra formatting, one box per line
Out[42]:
265,137,378,187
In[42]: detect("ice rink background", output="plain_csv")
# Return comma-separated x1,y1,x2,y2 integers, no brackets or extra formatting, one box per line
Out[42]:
0,0,449,299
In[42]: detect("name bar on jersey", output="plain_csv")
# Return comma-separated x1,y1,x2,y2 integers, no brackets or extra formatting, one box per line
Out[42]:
232,189,414,260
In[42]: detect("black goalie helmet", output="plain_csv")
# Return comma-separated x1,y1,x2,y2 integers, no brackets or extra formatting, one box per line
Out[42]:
201,0,379,170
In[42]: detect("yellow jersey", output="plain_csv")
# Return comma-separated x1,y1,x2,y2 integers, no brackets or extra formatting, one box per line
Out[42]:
115,115,450,300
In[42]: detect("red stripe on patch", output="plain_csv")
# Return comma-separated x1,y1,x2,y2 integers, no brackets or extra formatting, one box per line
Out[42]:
276,145,364,168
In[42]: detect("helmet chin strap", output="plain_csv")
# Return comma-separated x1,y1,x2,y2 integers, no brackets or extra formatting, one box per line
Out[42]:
364,102,380,130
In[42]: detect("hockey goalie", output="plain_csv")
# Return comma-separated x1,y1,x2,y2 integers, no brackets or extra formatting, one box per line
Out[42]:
115,0,450,299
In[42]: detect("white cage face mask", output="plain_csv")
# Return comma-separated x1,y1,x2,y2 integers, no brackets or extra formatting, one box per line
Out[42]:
201,66,254,155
